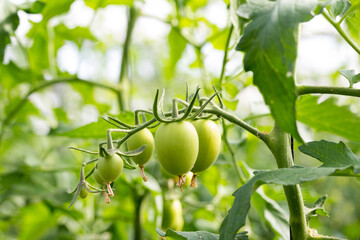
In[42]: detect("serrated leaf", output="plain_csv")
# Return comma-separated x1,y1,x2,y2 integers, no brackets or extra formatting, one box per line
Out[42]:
236,0,327,142
298,140,360,169
56,111,135,138
297,95,360,141
305,195,329,221
165,28,187,80
220,139,360,240
84,0,133,9
156,228,248,240
338,69,360,87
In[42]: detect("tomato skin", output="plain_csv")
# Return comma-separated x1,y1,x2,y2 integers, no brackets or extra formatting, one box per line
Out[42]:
191,120,221,173
127,128,155,166
161,199,184,231
155,121,199,176
93,168,105,185
79,185,88,199
97,153,123,183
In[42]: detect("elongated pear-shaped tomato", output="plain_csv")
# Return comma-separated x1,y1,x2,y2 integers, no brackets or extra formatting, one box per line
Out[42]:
161,199,184,231
155,121,199,176
191,119,221,173
127,128,155,166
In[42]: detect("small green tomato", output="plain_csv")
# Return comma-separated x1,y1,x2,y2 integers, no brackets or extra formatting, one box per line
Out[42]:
126,128,155,182
79,185,88,199
162,199,184,231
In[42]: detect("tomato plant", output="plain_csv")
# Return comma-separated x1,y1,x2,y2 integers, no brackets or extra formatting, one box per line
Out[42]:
1,0,360,240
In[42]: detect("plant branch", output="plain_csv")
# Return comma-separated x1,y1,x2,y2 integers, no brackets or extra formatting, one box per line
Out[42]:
118,6,137,111
266,124,308,240
322,10,360,55
297,85,360,97
2,77,119,127
219,25,234,88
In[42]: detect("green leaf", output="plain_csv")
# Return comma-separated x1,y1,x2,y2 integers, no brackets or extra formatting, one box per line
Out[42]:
165,28,188,80
236,0,327,142
41,0,75,22
84,0,134,9
251,190,289,240
0,12,20,62
54,23,96,48
297,95,360,141
298,140,360,169
19,202,58,240
220,143,360,240
156,228,248,240
305,195,329,222
56,111,135,138
328,0,351,18
338,69,360,87
210,28,231,50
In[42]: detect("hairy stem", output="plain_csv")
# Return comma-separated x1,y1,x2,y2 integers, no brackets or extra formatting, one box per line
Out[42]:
297,85,360,97
265,124,308,240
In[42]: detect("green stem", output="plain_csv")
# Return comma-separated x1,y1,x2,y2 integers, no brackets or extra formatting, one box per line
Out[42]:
265,124,308,240
219,25,234,88
205,107,268,141
297,85,360,97
221,120,246,184
118,7,137,111
322,10,360,55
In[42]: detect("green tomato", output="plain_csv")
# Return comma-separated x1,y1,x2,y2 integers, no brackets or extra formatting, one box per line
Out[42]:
162,199,184,231
79,185,88,199
191,119,221,173
97,153,124,183
155,121,199,176
126,128,155,166
93,167,105,185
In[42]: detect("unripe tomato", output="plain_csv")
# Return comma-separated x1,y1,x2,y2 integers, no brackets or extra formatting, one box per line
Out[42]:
155,121,199,176
191,120,221,173
79,185,88,199
97,153,124,184
162,199,184,231
93,167,105,185
126,128,155,166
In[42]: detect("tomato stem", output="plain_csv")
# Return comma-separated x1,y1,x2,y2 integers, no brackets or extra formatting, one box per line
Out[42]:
106,183,114,197
140,166,148,182
103,191,111,204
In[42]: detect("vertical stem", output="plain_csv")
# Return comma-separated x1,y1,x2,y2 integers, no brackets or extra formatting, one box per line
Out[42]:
265,124,308,240
133,191,147,240
118,7,137,112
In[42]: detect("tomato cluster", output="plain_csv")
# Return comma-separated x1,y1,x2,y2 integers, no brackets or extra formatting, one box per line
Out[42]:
69,87,223,235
